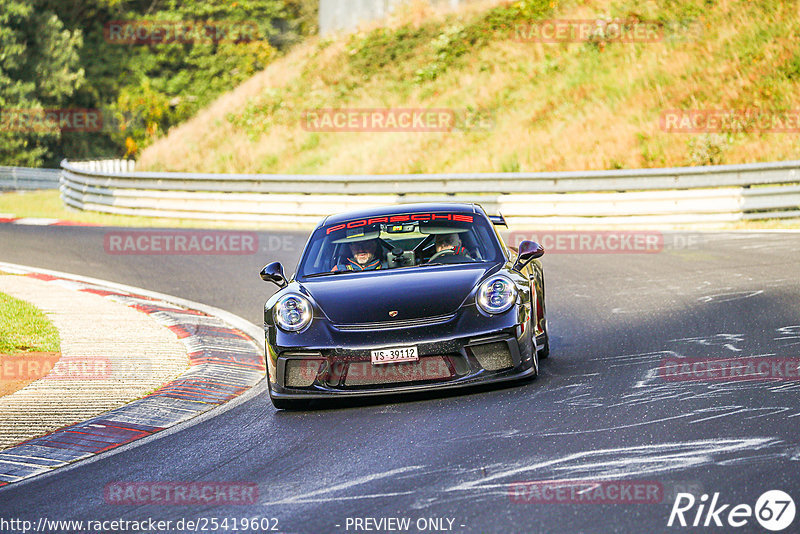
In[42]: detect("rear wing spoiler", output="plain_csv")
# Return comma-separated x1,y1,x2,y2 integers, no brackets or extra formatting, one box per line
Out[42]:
488,214,507,227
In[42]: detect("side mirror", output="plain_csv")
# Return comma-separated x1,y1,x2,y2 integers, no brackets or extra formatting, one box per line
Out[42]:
513,240,544,270
260,262,287,288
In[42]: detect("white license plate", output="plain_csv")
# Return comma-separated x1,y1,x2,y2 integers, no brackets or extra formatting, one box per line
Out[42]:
370,346,418,365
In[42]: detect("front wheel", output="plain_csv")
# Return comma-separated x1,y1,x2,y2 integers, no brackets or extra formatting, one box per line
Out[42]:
522,319,539,381
538,336,549,360
537,324,550,360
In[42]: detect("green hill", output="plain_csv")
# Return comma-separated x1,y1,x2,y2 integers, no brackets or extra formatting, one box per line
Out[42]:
138,0,800,174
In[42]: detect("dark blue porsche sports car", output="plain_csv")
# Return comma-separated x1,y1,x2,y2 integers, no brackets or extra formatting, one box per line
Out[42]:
260,203,548,409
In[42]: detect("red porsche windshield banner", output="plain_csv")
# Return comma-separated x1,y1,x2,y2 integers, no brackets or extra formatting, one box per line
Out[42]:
325,213,474,235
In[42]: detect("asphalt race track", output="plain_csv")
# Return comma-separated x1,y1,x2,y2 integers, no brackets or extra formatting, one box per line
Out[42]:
1,224,799,533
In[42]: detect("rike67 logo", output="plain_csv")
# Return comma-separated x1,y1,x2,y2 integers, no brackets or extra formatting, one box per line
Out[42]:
668,490,795,531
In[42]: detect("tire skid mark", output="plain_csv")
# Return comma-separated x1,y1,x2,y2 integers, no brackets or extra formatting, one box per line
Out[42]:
260,466,424,505
445,438,781,494
697,290,764,303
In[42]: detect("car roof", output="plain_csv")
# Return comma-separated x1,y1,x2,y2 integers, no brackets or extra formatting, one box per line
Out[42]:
320,203,483,227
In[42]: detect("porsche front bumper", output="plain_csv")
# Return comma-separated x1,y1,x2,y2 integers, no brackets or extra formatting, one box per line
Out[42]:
265,307,539,401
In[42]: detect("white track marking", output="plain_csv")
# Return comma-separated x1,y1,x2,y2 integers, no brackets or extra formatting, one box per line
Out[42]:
11,218,61,225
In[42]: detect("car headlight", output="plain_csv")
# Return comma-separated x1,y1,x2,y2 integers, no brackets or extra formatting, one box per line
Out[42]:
274,294,313,332
477,276,517,314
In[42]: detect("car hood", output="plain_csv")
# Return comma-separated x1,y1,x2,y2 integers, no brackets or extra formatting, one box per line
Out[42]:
302,264,496,325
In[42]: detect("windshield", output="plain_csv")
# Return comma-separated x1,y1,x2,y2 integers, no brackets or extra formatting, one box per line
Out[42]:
297,211,503,277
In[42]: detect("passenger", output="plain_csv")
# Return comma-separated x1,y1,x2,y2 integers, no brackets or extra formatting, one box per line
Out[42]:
332,239,382,271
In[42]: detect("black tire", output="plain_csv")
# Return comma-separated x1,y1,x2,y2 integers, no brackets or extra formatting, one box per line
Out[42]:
537,327,550,360
522,315,539,381
271,397,309,410
538,337,549,359
535,269,549,360
528,345,539,380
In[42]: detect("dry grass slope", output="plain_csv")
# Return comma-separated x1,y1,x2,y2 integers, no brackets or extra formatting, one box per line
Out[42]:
138,0,800,174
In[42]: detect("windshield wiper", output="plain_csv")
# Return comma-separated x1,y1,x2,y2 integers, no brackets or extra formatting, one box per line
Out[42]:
303,271,351,278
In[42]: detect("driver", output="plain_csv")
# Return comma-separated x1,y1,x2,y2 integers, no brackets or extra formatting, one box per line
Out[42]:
433,233,470,258
332,238,382,271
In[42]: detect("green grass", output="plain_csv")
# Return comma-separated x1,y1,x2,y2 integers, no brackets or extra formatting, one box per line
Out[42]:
0,290,60,353
139,0,800,176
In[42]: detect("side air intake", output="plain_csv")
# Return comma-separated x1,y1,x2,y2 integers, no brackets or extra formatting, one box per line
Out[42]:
471,341,513,371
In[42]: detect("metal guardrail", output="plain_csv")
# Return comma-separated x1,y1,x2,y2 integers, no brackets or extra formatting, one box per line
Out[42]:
59,159,800,226
0,166,61,191
320,0,473,36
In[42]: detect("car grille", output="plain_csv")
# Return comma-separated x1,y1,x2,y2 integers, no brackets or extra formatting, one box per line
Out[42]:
343,356,454,386
470,341,514,371
333,313,456,331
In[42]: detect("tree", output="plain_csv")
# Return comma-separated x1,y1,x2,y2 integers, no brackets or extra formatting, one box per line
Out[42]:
2,0,311,165
0,0,84,166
